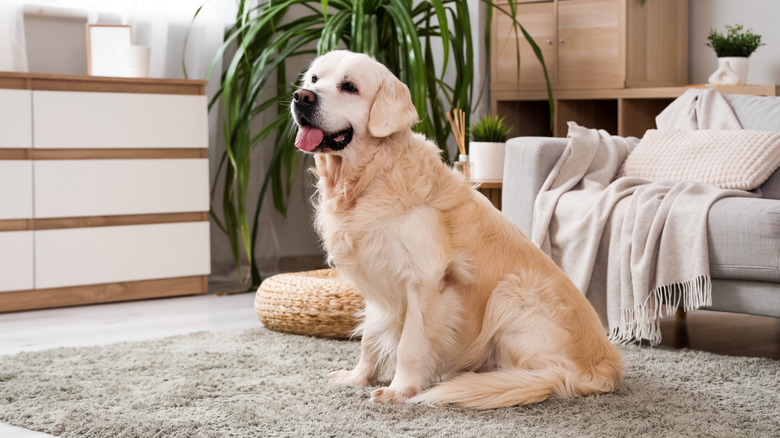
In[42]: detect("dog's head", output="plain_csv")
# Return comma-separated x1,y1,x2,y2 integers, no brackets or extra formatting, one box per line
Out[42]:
291,50,420,153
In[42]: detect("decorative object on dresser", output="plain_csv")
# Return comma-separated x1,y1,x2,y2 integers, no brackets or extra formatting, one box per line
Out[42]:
86,24,132,77
0,73,211,312
706,24,764,85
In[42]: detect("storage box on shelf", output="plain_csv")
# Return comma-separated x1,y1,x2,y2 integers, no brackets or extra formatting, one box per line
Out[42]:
0,73,211,312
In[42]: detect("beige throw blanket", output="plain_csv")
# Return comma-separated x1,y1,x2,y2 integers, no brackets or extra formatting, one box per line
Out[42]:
533,121,750,345
655,88,742,130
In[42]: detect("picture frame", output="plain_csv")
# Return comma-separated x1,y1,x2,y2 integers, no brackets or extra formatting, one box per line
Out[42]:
86,24,133,76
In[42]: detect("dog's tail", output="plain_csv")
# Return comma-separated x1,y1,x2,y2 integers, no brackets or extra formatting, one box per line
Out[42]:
410,365,618,409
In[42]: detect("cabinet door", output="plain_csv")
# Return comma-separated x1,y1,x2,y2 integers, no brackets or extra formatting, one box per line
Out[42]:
32,91,208,149
0,161,33,220
0,89,32,148
0,231,34,292
34,159,209,218
35,222,210,289
492,1,556,92
557,0,623,89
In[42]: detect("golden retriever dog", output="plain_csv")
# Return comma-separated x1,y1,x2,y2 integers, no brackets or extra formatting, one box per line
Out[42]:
291,50,623,409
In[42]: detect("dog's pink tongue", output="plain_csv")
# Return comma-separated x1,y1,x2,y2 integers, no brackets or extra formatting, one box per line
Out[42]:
295,126,324,152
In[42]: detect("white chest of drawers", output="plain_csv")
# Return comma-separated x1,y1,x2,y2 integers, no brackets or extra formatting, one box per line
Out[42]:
0,73,211,311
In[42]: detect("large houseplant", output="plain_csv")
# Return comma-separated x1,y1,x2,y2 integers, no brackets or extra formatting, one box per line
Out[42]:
199,0,551,288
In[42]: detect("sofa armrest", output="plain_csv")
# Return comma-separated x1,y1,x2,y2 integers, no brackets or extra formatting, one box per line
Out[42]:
502,137,568,236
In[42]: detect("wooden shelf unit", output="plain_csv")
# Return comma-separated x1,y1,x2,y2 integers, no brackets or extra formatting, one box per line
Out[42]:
492,85,780,138
492,0,688,92
0,72,211,312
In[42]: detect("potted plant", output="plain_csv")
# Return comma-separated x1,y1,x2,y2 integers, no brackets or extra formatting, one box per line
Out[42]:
706,24,764,85
192,0,551,289
468,115,513,181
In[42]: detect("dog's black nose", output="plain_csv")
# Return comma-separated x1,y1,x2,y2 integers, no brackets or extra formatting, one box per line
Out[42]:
293,89,317,107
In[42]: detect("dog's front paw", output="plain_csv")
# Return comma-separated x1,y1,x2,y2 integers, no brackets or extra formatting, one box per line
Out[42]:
329,369,371,387
370,386,418,404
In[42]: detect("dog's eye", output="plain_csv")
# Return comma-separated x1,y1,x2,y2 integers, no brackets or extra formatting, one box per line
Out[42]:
311,75,318,84
339,81,358,94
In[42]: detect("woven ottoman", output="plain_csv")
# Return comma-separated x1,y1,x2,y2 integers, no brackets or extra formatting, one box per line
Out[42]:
255,269,364,339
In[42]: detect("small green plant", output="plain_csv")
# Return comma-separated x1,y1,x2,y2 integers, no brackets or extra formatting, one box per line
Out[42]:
707,24,764,57
469,115,513,143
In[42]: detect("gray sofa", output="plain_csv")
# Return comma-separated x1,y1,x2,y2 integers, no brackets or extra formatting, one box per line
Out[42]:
502,94,780,318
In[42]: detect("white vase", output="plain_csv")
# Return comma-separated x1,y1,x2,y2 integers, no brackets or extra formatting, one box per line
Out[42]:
469,141,505,181
708,57,749,85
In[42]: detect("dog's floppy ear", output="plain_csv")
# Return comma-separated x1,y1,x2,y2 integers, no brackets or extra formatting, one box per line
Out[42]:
368,75,420,138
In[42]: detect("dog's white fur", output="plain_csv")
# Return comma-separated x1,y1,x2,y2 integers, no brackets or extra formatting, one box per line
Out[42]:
292,51,624,409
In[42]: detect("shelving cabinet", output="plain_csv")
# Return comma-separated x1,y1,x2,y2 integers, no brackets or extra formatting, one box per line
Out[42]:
492,0,688,92
0,73,211,312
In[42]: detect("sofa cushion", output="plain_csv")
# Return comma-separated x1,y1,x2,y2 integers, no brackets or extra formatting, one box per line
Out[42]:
708,197,780,282
725,94,780,132
620,129,780,190
724,94,780,198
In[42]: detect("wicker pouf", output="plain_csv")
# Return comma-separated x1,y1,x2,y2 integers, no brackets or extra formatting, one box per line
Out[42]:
255,269,364,339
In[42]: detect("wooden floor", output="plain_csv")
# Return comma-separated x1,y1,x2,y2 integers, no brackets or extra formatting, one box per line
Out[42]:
0,284,777,436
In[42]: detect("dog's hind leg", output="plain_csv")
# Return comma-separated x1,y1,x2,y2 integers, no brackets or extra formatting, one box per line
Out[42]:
411,272,622,408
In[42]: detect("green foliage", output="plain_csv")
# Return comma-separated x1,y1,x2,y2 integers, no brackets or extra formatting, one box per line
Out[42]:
469,115,512,143
707,24,764,57
190,0,552,288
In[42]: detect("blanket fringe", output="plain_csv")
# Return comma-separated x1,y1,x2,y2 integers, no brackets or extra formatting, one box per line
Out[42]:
609,275,712,346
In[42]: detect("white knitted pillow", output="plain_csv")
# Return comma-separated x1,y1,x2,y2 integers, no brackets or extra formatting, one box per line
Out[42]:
620,129,780,190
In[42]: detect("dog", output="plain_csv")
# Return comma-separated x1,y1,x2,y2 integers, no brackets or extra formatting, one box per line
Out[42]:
291,50,624,409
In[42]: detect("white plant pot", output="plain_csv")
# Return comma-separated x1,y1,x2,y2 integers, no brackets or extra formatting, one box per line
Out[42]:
708,57,749,85
469,141,505,181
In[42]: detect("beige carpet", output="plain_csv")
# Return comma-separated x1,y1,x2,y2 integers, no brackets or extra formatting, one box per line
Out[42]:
0,328,778,437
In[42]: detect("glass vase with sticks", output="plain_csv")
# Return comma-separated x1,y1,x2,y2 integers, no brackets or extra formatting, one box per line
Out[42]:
448,109,470,178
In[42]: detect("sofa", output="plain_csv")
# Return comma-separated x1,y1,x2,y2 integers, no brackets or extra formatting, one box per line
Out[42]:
502,93,780,319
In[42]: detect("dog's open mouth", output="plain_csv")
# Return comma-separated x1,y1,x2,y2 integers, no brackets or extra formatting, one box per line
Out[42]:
294,125,353,152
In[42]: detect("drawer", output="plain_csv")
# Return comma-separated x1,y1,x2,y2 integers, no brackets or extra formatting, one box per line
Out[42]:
34,159,209,218
32,91,208,149
0,231,34,292
35,221,210,289
0,89,32,148
0,161,33,220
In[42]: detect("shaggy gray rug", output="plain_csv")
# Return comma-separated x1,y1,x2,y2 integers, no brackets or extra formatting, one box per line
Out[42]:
1,328,778,438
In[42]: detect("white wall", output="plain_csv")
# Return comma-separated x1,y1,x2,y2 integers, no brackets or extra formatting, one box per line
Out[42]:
689,0,780,84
